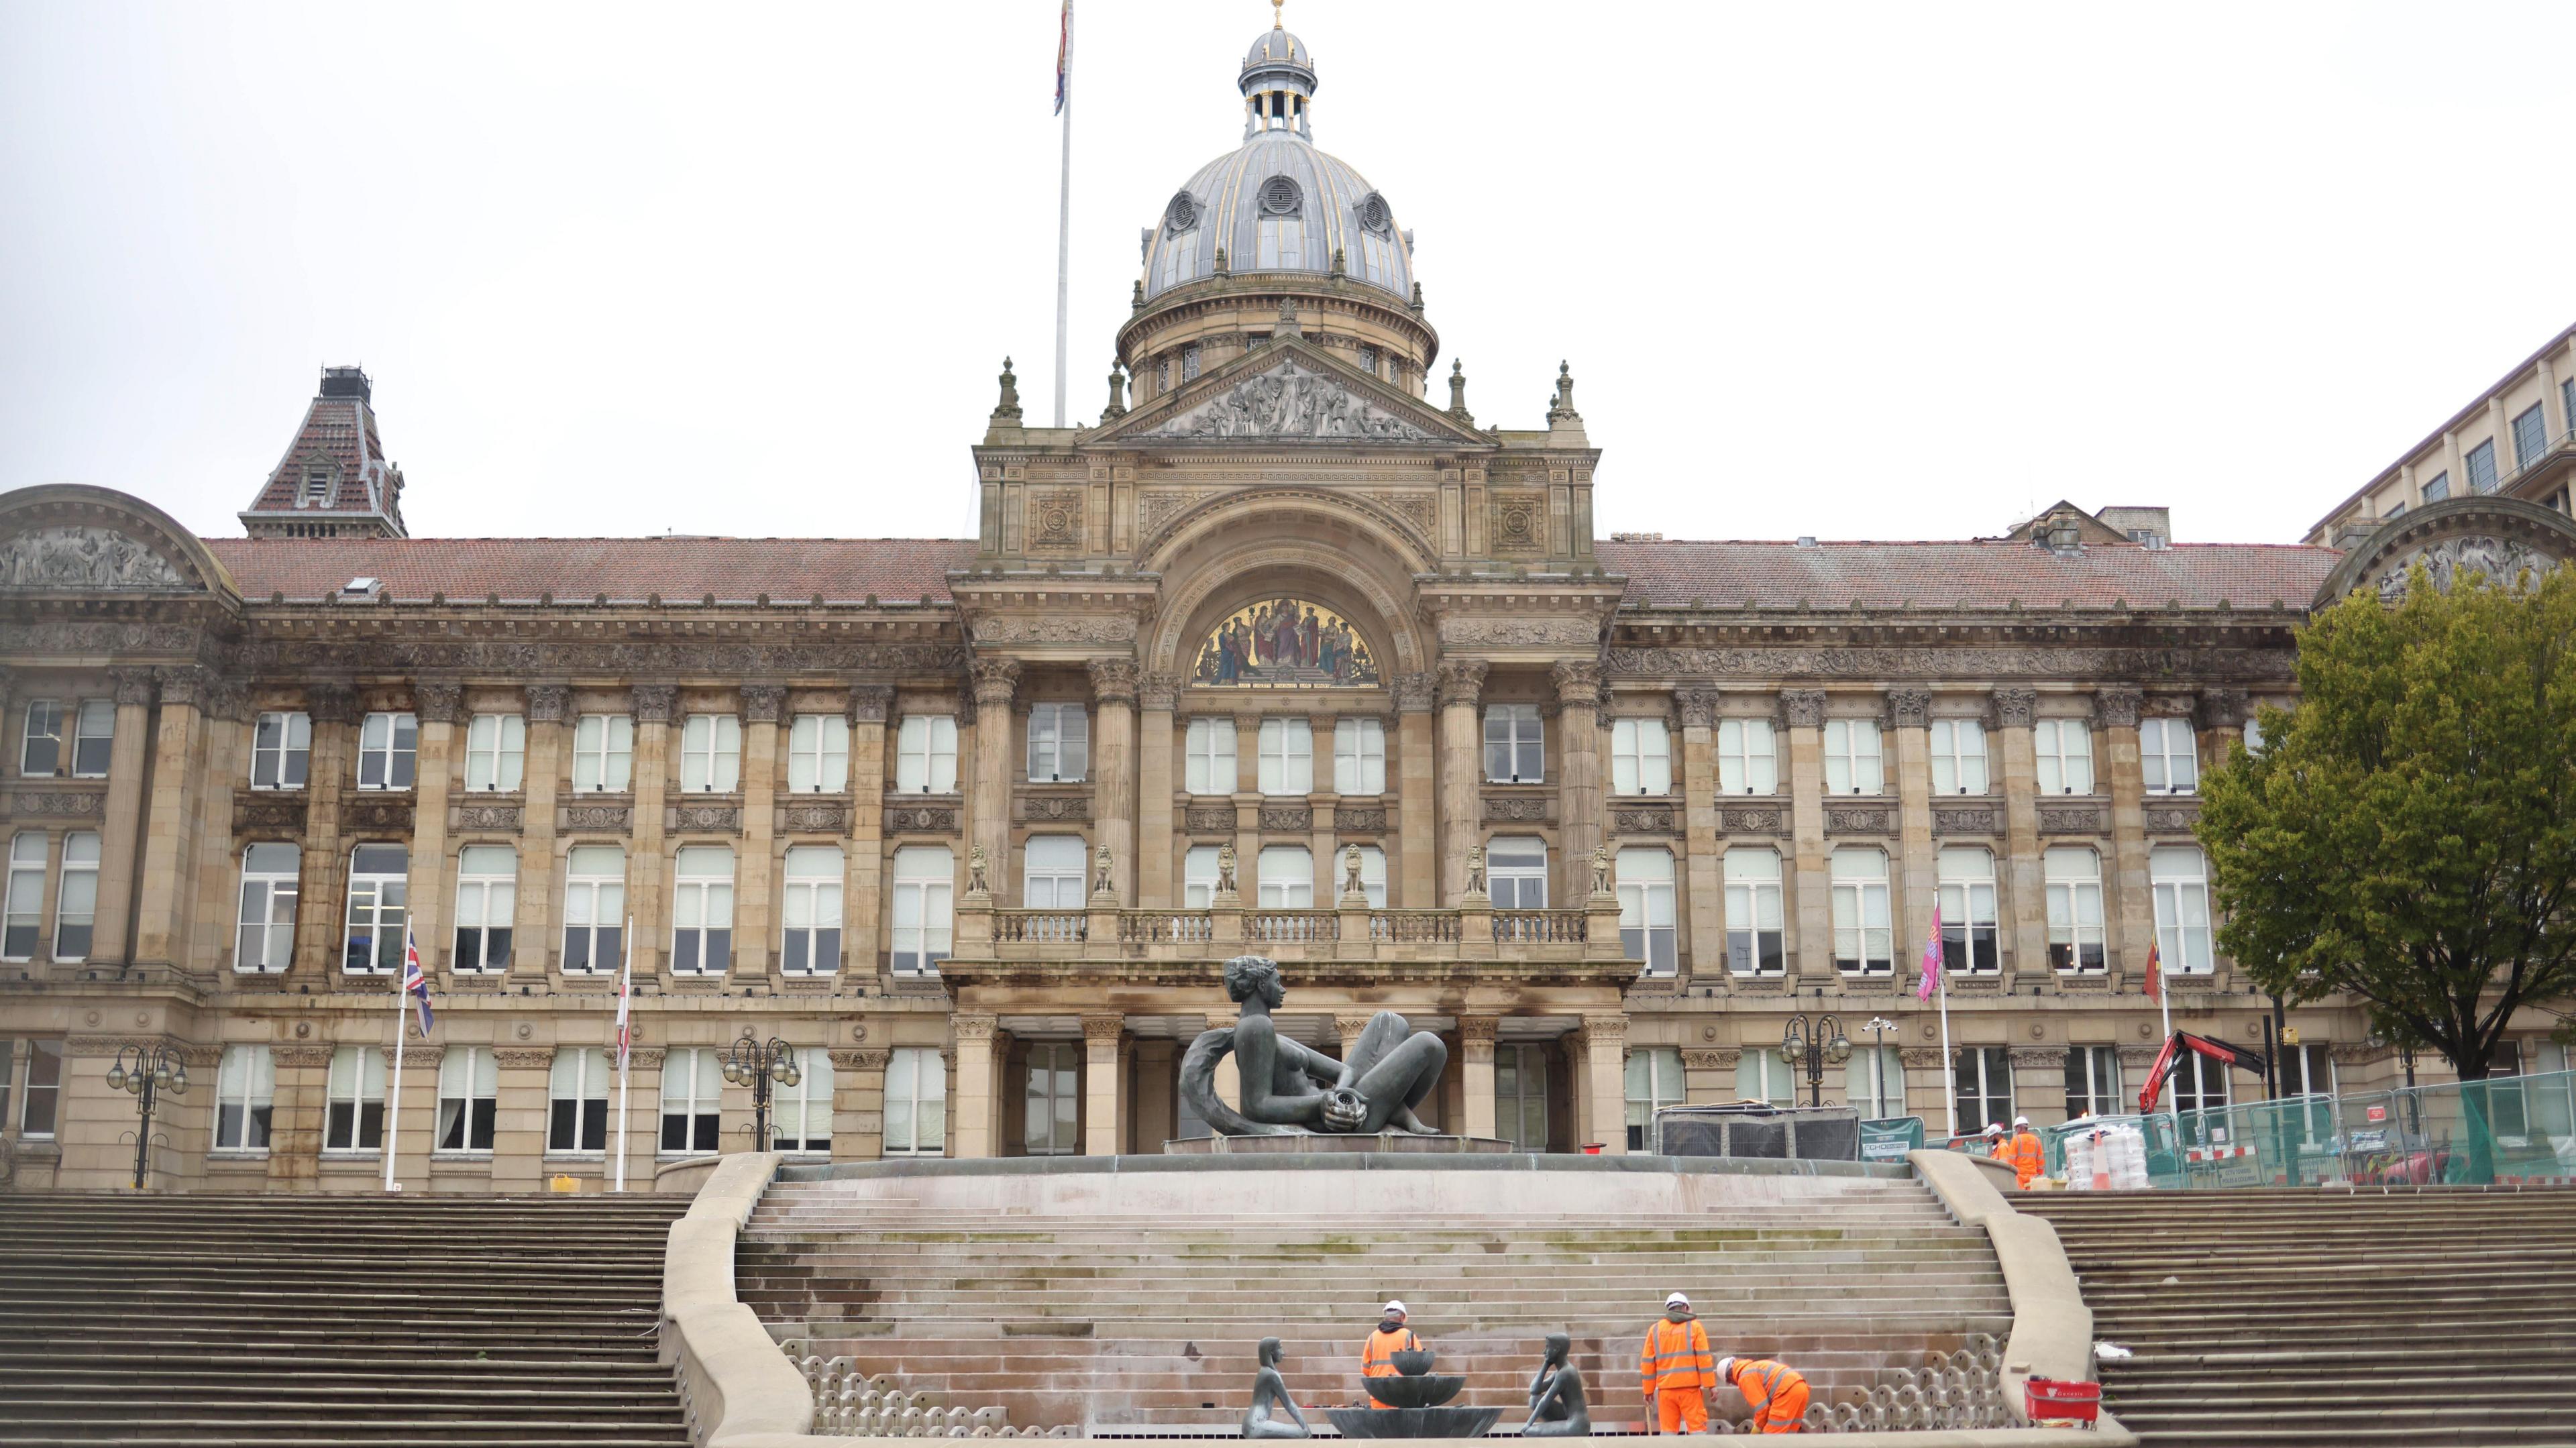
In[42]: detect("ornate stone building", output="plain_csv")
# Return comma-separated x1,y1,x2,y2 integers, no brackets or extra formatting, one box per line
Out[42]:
5,17,2573,1190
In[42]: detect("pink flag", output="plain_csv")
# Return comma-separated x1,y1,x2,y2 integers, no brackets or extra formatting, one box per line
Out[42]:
1917,902,1943,1001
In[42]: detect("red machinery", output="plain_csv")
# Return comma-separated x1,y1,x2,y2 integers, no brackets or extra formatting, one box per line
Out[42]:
2137,1030,2271,1113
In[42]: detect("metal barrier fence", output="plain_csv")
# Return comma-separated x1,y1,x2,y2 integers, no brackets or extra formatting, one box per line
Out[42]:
2041,1068,2576,1188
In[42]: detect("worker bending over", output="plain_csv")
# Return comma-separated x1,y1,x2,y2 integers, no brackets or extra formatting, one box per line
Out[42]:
1639,1292,1715,1433
2005,1115,2045,1188
1717,1355,1809,1435
1360,1300,1420,1407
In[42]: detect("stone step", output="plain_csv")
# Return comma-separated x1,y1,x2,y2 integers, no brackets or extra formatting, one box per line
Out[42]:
0,1420,686,1444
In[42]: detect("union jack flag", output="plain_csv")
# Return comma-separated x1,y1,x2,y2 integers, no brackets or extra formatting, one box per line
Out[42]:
402,928,435,1037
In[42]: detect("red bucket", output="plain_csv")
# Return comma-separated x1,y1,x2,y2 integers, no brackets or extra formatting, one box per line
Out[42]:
2024,1378,2101,1426
1580,1144,1605,1156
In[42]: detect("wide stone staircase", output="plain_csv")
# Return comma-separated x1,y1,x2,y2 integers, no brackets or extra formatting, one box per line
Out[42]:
740,1173,2012,1435
0,1190,693,1447
2025,1186,2576,1445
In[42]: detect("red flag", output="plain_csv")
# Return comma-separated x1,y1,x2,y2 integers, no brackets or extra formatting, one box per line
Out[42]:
2143,937,2163,1002
1053,1,1071,115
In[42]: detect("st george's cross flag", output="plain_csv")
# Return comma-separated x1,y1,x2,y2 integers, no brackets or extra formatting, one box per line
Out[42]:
401,929,435,1037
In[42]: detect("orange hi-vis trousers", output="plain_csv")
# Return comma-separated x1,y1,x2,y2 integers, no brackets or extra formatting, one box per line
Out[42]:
1737,1360,1810,1434
1654,1386,1710,1434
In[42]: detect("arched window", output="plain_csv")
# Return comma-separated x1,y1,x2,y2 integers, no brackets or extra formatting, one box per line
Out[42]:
1829,847,1892,974
1723,848,1784,976
1937,846,1999,976
2045,846,2106,972
562,845,626,974
671,846,735,975
341,845,409,974
452,845,516,974
781,844,844,976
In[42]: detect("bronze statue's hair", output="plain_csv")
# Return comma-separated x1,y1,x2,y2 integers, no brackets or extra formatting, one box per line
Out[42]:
1223,954,1281,1003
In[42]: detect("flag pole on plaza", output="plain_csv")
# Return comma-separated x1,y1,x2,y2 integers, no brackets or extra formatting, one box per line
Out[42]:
613,915,635,1193
2145,937,2169,1110
1919,903,1953,1139
386,926,433,1193
1051,0,1074,427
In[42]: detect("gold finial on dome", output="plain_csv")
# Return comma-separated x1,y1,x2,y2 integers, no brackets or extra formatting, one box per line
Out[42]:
1272,0,1284,30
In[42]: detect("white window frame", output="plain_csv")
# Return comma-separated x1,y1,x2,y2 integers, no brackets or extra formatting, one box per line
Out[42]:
1736,1050,1795,1108
1026,703,1089,783
1256,718,1312,796
780,844,843,976
70,699,115,779
572,714,635,793
451,845,516,974
680,714,741,795
1350,844,1387,908
463,713,525,793
1183,845,1224,908
561,845,627,974
883,1046,947,1157
1829,846,1893,974
1256,845,1313,908
2034,719,2094,795
250,711,311,791
1611,718,1672,795
1333,718,1386,795
1616,847,1676,975
1717,718,1777,795
435,1045,498,1154
890,845,953,974
2065,1045,2123,1121
1184,718,1237,795
895,715,959,793
547,1047,610,1155
2045,845,2106,973
1021,835,1085,911
671,845,735,975
1955,1046,2014,1135
2151,844,2214,975
787,715,850,794
1625,1045,1684,1151
213,1044,275,1154
356,712,417,791
660,1046,722,1156
234,842,300,973
1484,704,1544,783
323,1045,386,1154
51,831,97,962
19,700,62,777
17,1039,60,1139
2141,717,2199,795
1488,836,1548,909
1823,718,1886,795
341,844,409,975
772,1047,833,1155
1,835,42,962
1723,846,1785,976
1937,845,2000,976
1929,718,1988,795
1024,1041,1081,1156
2169,1051,2232,1116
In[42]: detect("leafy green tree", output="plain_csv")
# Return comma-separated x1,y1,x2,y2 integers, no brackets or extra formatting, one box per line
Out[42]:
2198,562,2576,1082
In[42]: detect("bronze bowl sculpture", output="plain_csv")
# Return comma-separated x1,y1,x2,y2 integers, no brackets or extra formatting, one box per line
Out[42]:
1325,1349,1503,1439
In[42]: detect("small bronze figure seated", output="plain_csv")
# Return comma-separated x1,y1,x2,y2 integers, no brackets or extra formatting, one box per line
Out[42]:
1242,1336,1312,1439
1522,1332,1591,1437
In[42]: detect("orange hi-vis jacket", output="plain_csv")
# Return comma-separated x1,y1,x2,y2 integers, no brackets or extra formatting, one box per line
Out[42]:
2007,1129,2045,1188
1362,1325,1421,1394
1731,1359,1810,1433
1640,1316,1715,1394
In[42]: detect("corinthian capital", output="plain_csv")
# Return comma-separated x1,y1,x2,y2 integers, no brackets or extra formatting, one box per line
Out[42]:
1778,689,1827,730
1436,659,1489,708
1550,659,1605,706
968,659,1022,708
1086,658,1140,706
629,684,676,724
2093,686,2143,729
1674,687,1718,730
1989,687,2038,730
1393,671,1438,714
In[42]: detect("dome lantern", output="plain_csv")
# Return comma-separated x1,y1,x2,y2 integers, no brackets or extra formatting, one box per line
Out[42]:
1242,0,1317,140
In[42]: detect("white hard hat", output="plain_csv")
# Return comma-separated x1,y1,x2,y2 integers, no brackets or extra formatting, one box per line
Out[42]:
1665,1292,1689,1308
1383,1300,1407,1316
1715,1356,1738,1382
2014,1116,2031,1127
1984,1123,2003,1136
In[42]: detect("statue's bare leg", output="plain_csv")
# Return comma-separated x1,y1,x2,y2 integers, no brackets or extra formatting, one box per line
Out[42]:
1353,1032,1448,1133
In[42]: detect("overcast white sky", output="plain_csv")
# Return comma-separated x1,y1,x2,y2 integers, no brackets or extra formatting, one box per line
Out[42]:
5,1,2573,548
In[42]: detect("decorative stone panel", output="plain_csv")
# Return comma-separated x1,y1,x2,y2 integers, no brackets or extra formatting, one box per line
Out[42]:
1611,803,1683,836
451,801,523,834
1490,490,1547,553
1482,793,1552,824
1334,805,1391,833
1392,672,1437,713
559,802,634,835
1674,687,1717,730
526,685,569,722
1681,1048,1738,1071
883,801,961,836
1779,690,1827,729
1886,689,1931,729
667,802,741,835
829,1048,891,1071
1824,805,1894,835
1258,805,1313,832
2094,687,2143,729
1719,804,1790,836
780,800,850,834
2143,801,2202,834
15,789,105,820
848,685,894,724
343,797,414,834
1183,805,1235,834
741,685,786,724
1931,805,2002,836
1990,688,2037,729
1018,793,1090,824
2037,803,2108,835
1027,490,1084,550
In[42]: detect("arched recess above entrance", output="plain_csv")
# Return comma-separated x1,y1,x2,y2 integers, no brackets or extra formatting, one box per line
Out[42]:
1143,493,1432,681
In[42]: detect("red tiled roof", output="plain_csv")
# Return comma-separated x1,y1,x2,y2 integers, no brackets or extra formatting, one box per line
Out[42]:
203,537,977,604
242,396,391,516
1595,538,2341,610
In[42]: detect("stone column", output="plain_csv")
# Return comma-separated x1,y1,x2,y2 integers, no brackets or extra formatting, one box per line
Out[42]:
1459,1016,1499,1139
1674,689,1723,978
1780,690,1829,982
830,1046,888,1161
1082,1014,1127,1156
629,685,676,973
1991,689,2047,982
405,682,460,976
845,687,893,978
2010,1046,2067,1129
1888,688,1935,970
966,663,1020,907
87,668,158,965
1552,661,1605,904
1232,714,1261,895
1682,1046,1738,1105
2197,689,2247,771
1578,1015,1628,1155
1394,673,1438,907
951,1013,1000,1159
266,1042,334,1190
1136,673,1179,907
293,685,357,975
489,1047,551,1192
131,668,209,968
2097,688,2151,988
1087,661,1139,906
1436,661,1488,903
736,686,783,983
519,685,567,974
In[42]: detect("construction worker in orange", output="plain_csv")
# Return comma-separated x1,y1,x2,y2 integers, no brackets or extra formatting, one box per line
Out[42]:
2006,1115,2047,1188
1982,1122,2006,1158
1717,1355,1811,1434
1360,1300,1421,1407
1639,1292,1715,1433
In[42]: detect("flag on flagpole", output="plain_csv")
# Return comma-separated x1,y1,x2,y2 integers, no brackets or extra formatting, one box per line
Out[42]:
2143,938,2163,1002
1053,1,1072,115
614,927,634,1070
1917,901,1943,1001
401,928,434,1038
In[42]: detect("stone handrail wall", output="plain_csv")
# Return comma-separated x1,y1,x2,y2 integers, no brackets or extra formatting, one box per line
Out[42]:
662,1150,818,1448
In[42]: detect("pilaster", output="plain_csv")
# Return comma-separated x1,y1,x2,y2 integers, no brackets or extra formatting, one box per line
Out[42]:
1393,672,1437,907
519,685,567,977
2098,688,2149,989
845,687,893,977
1135,673,1179,907
966,663,1020,908
1577,1015,1627,1155
1082,1014,1127,1157
951,1013,1000,1160
737,687,782,983
406,683,458,977
292,686,356,976
131,669,208,967
1436,661,1487,903
1551,661,1605,903
629,685,674,974
829,1046,891,1162
1888,688,1935,977
88,668,158,965
1674,688,1721,979
1780,689,1829,983
1087,661,1138,907
1991,689,2047,985
1459,1016,1499,1140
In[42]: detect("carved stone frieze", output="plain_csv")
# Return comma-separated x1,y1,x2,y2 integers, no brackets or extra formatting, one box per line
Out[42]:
1609,645,2295,685
1779,689,1827,729
781,800,850,834
951,1013,998,1044
1183,805,1235,834
270,1045,336,1069
1442,616,1600,649
526,685,569,722
2037,804,2107,835
1674,687,1718,730
830,1048,892,1071
1018,793,1090,824
1680,1048,1739,1071
1,620,201,655
1575,1015,1628,1046
1392,671,1437,713
232,637,967,685
0,526,189,590
973,614,1137,647
1719,804,1790,836
342,797,414,834
883,801,961,836
2375,535,2560,600
1825,805,1894,834
667,803,741,834
559,803,633,834
1611,804,1682,836
1128,356,1444,442
1483,794,1552,824
452,803,523,833
1258,805,1313,832
1931,805,2001,836
1886,688,1931,729
14,790,105,820
492,1049,555,1069
1899,1048,1949,1069
2197,688,2247,731
412,681,462,724
1334,806,1390,833
233,793,307,835
625,1048,665,1070
2010,1046,2064,1068
2143,801,2202,834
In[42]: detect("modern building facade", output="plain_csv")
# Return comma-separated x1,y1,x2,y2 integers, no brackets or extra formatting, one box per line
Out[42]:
5,18,2575,1192
2307,321,2576,543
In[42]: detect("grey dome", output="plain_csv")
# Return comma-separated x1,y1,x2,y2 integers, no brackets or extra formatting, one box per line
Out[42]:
1243,27,1310,71
1142,133,1413,302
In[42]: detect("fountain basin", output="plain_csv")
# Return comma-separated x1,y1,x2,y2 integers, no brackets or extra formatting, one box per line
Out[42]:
1325,1406,1503,1440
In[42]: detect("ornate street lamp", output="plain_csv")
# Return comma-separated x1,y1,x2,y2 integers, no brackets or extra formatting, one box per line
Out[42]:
722,1031,800,1148
107,1044,186,1190
1778,1014,1851,1110
1861,1017,1899,1120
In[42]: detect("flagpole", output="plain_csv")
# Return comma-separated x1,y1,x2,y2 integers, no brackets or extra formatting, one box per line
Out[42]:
1937,974,1955,1141
384,932,408,1193
613,915,634,1194
1051,0,1074,427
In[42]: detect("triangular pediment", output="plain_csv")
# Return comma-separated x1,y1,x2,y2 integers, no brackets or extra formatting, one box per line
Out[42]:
1091,338,1493,449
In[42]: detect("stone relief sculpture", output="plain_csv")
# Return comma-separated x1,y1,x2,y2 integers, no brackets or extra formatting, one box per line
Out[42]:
1091,843,1116,898
0,526,188,590
2375,535,2559,600
965,844,991,895
1342,844,1366,899
1240,1337,1312,1439
1134,359,1440,442
1215,843,1238,895
1521,1333,1591,1437
1179,956,1446,1136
